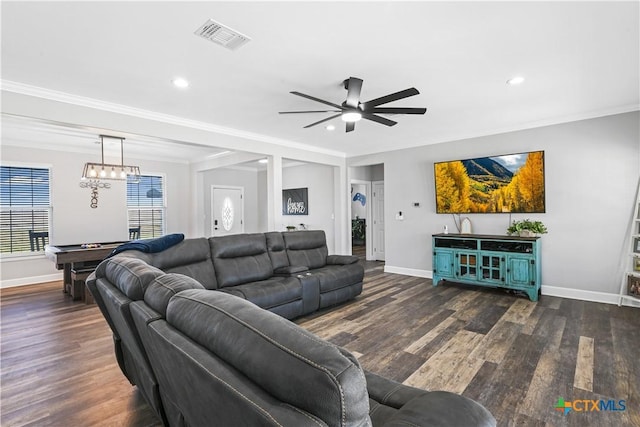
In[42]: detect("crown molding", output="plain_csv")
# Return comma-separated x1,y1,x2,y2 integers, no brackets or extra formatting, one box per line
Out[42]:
355,104,640,157
1,80,347,159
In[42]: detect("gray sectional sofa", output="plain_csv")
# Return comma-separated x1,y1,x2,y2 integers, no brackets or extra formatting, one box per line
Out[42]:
87,230,496,426
109,230,363,320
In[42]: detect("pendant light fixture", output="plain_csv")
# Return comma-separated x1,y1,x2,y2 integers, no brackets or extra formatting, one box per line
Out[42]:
81,135,141,182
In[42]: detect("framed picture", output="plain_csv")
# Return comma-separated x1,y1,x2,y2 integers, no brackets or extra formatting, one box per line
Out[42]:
283,187,308,215
634,257,640,272
635,237,640,254
628,275,640,297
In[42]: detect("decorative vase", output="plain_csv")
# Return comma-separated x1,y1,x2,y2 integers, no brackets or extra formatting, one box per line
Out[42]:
519,230,535,237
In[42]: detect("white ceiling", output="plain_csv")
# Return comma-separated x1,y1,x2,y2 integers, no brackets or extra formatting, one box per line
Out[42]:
1,1,638,160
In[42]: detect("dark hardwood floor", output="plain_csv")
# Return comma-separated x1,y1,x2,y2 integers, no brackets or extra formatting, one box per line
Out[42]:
2,267,639,426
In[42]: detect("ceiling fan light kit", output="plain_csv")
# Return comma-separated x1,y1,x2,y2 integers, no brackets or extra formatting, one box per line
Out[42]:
341,111,362,122
279,76,427,133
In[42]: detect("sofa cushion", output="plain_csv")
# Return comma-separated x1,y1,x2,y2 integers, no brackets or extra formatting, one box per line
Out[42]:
210,233,273,288
327,254,359,265
384,391,497,427
144,273,206,317
112,238,218,290
273,265,309,275
100,257,164,300
310,263,365,293
265,231,289,270
283,230,329,269
148,238,217,290
166,290,370,426
217,277,302,310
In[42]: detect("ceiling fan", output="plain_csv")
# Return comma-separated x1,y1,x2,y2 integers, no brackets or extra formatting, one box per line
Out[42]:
279,77,427,133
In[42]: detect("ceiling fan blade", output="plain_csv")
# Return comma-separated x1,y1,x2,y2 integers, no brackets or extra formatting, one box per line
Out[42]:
362,113,397,127
290,91,343,109
344,77,363,108
303,113,342,128
361,88,420,109
279,110,341,114
370,107,427,115
346,122,355,133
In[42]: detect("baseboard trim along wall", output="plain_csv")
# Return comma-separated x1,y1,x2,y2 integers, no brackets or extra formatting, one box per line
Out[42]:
384,265,640,308
541,285,640,308
0,273,63,289
384,265,432,278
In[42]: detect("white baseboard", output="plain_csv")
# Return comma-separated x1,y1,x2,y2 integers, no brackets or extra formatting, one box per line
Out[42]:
541,285,640,308
382,267,640,308
384,265,432,278
0,273,63,289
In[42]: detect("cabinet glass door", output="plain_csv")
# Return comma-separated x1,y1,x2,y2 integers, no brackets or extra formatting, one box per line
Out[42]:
481,254,504,284
457,252,477,279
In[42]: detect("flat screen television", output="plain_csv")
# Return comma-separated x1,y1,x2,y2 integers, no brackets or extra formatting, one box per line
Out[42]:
434,150,545,214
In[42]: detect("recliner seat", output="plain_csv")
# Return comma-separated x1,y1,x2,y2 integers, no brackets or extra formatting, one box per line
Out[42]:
127,280,496,427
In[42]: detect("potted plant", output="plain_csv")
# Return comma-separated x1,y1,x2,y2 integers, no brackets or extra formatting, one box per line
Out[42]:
507,219,548,237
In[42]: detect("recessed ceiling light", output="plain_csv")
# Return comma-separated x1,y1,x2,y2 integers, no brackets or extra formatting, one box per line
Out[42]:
507,76,525,85
258,159,268,164
172,77,190,88
326,124,336,131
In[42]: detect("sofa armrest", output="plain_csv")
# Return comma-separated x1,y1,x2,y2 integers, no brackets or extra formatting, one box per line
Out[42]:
326,255,359,265
273,265,309,276
383,391,496,427
365,370,427,409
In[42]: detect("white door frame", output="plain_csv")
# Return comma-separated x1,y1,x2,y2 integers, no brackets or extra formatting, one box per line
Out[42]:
211,185,245,236
349,179,373,260
372,180,385,261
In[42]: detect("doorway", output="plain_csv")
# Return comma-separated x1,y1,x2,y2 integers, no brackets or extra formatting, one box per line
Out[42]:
372,180,385,261
349,164,384,262
211,186,244,236
350,180,371,260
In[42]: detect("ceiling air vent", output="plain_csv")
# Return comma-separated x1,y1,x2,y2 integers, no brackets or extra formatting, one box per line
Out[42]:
194,19,251,51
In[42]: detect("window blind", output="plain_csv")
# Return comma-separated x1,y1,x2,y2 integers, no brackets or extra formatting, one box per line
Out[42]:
0,166,51,253
127,175,165,239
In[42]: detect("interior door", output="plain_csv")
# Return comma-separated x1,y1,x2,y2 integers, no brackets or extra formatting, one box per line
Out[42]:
372,181,385,261
211,186,244,236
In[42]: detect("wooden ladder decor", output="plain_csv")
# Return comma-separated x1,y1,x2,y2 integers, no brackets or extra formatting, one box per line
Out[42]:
619,176,640,306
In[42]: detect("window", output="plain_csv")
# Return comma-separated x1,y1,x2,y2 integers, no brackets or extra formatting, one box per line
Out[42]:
127,175,165,239
0,166,51,254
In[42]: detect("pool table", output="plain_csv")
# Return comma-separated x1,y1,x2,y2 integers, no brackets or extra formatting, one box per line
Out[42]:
45,241,126,301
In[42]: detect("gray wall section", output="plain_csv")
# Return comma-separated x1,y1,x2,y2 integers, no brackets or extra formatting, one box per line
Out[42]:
371,164,384,181
349,164,384,182
282,162,336,252
349,112,640,294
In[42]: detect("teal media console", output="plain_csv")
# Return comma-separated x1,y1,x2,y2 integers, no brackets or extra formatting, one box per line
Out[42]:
432,233,541,301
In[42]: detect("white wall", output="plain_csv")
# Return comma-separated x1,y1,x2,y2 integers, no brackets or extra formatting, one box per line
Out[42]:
350,166,373,181
349,112,640,296
282,162,336,253
0,145,190,286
